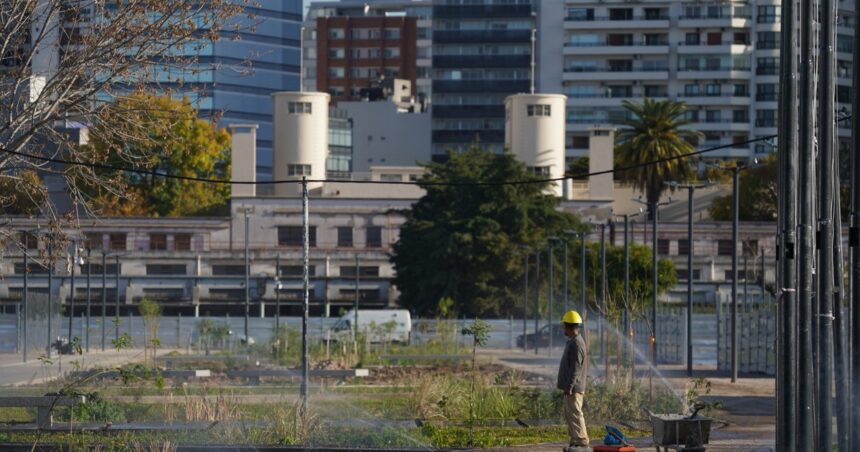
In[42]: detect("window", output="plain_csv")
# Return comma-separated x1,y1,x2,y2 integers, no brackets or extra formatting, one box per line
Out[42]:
21,231,39,250
328,67,345,78
838,85,851,103
81,263,121,275
384,28,400,39
566,8,593,21
337,227,353,247
530,166,551,177
717,240,735,256
756,57,779,75
607,34,633,46
678,239,691,256
757,5,780,23
149,234,167,251
645,33,668,46
677,269,702,281
287,164,312,176
328,48,345,59
174,234,191,251
685,33,700,45
278,226,317,247
366,226,382,248
384,47,400,58
733,110,749,123
756,109,776,127
340,266,380,277
338,288,380,301
705,84,721,96
757,31,780,49
109,233,126,251
146,264,187,275
756,83,778,101
14,263,49,274
657,239,670,255
328,28,344,39
288,102,312,114
380,174,403,182
733,84,749,97
707,32,722,45
571,136,589,149
527,104,551,117
684,84,700,96
212,265,247,276
280,265,317,277
705,110,721,122
608,8,633,20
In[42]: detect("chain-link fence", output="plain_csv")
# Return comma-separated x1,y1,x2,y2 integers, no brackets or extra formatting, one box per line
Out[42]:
717,300,777,375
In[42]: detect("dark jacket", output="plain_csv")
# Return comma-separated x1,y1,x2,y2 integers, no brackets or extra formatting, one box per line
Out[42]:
557,334,587,393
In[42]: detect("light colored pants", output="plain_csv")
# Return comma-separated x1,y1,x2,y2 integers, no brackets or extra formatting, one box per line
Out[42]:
564,392,589,447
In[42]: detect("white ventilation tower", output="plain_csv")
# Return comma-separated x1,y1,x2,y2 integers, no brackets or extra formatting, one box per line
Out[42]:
272,91,330,196
504,94,569,198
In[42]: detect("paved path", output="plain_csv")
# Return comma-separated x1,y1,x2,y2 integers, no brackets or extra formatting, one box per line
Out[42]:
480,349,776,452
0,349,179,387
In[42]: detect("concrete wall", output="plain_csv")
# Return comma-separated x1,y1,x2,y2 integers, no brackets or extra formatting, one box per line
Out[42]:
338,101,432,172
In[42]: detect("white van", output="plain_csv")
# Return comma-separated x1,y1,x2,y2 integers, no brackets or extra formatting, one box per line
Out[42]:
330,309,412,344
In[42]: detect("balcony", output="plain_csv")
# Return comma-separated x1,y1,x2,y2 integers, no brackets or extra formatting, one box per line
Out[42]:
677,66,751,80
755,119,777,128
755,66,780,76
677,41,751,54
692,119,752,132
563,15,669,30
432,129,505,144
679,14,751,28
679,92,752,106
432,79,530,93
563,65,668,81
433,105,505,119
433,54,530,69
563,41,669,55
433,30,531,44
434,5,533,19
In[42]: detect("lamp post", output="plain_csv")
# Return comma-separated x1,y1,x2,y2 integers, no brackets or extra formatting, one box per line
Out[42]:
612,211,643,369
632,197,672,367
275,254,282,336
85,248,91,352
23,250,29,362
47,241,53,358
522,248,530,353
67,241,80,343
665,181,711,377
114,254,120,342
548,238,560,354
100,251,106,351
534,249,540,355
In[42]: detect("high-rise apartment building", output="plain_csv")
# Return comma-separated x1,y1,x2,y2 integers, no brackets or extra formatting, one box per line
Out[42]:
539,0,854,165
431,0,535,159
304,1,434,105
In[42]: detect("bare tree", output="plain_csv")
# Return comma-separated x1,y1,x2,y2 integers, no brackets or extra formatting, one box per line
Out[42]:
0,0,243,244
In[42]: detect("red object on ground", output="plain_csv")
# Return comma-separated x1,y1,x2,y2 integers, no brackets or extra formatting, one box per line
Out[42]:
592,446,637,452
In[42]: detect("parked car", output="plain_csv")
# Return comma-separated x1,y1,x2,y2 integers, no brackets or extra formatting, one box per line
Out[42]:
330,309,412,343
516,323,566,348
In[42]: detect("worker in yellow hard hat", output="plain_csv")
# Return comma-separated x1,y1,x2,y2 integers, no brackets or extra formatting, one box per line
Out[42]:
557,310,590,451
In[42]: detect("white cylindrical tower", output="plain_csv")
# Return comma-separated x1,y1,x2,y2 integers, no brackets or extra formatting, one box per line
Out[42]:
504,94,568,198
272,91,330,196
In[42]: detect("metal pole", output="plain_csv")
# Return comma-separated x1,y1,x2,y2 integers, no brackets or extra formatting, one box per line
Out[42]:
563,240,569,313
851,0,860,438
114,255,120,341
687,187,694,376
600,224,607,376
47,242,53,357
548,241,554,354
623,215,630,368
354,254,359,344
85,248,91,352
580,234,586,320
101,251,106,351
651,202,658,365
797,0,816,444
817,0,836,447
534,250,540,355
301,177,310,416
523,252,529,352
275,254,281,336
244,210,250,344
731,167,739,383
23,251,28,362
833,175,850,452
68,241,76,342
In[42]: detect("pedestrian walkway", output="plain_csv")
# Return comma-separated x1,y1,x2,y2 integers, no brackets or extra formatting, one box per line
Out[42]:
0,348,174,387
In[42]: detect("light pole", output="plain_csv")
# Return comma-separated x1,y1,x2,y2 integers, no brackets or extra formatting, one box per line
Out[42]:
275,254,282,337
522,248,529,353
354,253,360,344
665,181,710,377
114,254,120,342
47,241,53,357
633,197,672,367
85,248,91,352
612,211,642,369
67,241,80,343
548,237,562,354
243,207,251,345
534,249,540,355
23,249,29,362
100,251,106,351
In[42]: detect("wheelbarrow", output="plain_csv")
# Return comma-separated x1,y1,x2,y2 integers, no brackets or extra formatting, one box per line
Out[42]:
647,403,712,452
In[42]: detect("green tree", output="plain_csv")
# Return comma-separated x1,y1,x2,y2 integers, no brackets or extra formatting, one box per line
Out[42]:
615,99,701,215
708,155,777,221
391,147,581,317
568,157,589,180
81,94,231,217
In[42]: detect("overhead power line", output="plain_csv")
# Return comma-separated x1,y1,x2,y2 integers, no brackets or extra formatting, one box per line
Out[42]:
0,115,850,187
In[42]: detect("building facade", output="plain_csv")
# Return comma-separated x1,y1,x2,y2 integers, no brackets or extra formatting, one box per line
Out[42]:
431,0,535,158
539,0,854,164
304,0,434,106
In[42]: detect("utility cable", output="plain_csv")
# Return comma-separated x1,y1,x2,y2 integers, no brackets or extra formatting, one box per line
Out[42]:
0,114,851,187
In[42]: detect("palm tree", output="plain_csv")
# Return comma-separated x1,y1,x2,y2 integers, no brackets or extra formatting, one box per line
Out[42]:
614,98,702,218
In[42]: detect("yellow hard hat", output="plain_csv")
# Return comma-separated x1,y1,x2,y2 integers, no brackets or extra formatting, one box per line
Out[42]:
561,310,583,325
